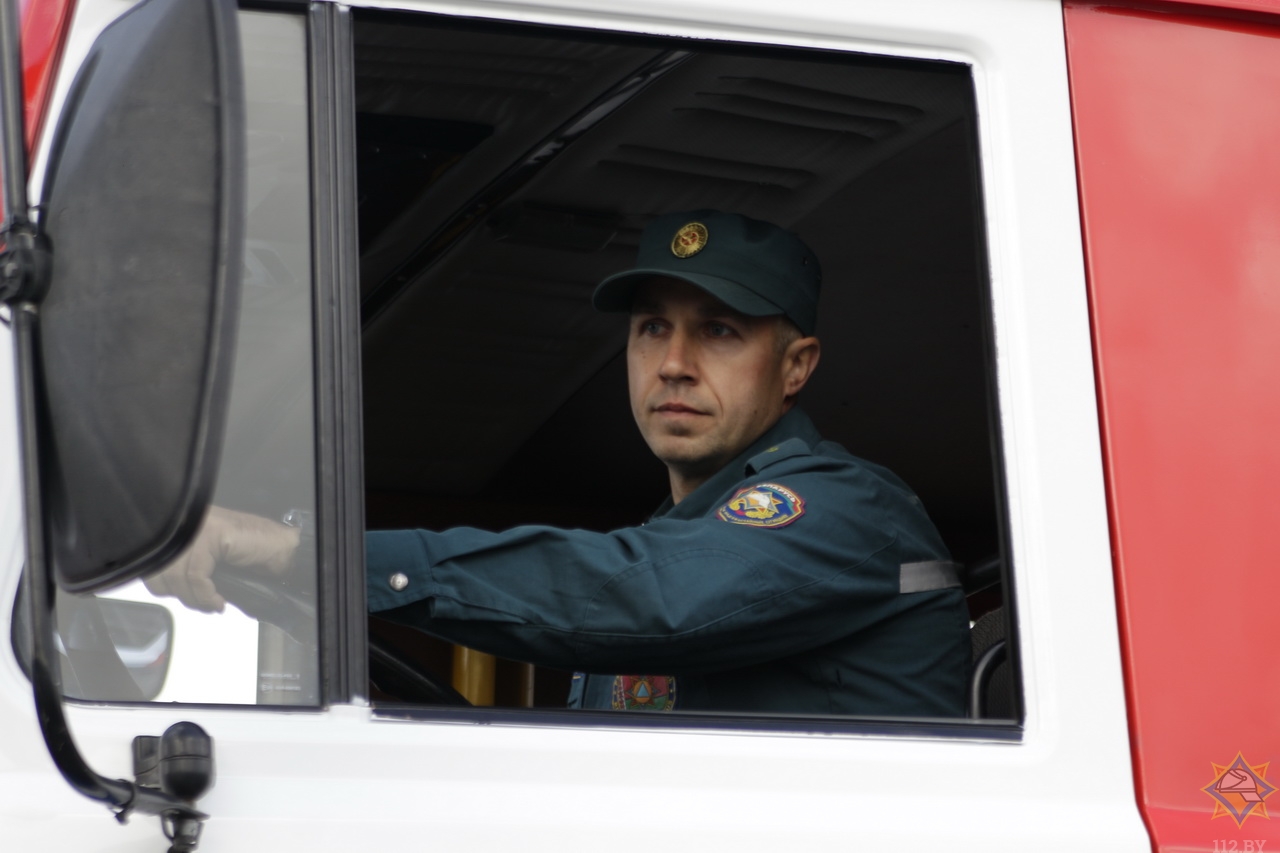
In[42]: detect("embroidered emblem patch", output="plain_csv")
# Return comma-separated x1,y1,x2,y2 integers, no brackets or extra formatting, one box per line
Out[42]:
717,483,805,528
671,221,708,258
612,675,677,711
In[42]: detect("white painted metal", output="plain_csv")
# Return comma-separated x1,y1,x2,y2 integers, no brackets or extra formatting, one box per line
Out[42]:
0,0,1150,850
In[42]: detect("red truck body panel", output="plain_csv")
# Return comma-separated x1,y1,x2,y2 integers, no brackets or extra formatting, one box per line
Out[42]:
1066,2,1280,848
18,0,74,153
1157,0,1280,13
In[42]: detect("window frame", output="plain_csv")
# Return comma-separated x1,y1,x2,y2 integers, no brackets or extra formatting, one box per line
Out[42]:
306,0,369,707
341,3,1024,738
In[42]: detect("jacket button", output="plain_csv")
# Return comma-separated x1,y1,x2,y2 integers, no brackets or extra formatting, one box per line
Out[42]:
388,572,409,591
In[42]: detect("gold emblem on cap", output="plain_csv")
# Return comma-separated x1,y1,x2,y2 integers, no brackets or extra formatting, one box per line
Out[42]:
671,222,709,258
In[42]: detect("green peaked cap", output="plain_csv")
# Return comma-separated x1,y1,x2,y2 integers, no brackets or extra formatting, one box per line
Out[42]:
593,210,822,336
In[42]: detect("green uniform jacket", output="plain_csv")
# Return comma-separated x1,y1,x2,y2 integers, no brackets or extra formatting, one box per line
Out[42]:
367,409,970,717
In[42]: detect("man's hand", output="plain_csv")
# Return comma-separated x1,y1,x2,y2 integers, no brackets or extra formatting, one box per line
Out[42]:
143,506,301,613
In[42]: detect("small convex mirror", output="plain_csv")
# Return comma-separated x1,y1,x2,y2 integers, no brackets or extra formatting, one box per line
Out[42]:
36,0,245,593
59,597,175,701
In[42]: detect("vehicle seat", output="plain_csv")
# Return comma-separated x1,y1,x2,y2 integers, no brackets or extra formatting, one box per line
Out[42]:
968,605,1012,719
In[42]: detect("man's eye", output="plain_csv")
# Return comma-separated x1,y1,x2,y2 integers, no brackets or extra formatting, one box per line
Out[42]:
637,320,664,336
706,322,734,338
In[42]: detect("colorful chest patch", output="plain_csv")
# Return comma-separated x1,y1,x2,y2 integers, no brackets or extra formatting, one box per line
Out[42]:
612,675,677,711
717,483,805,528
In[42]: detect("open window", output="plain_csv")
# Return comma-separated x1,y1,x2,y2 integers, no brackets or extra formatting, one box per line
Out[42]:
355,12,1015,724
28,7,320,707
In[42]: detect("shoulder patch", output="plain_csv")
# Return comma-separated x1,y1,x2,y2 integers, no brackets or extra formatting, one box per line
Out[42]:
717,483,805,528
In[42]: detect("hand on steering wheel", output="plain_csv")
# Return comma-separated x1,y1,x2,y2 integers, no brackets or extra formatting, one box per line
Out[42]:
143,506,300,613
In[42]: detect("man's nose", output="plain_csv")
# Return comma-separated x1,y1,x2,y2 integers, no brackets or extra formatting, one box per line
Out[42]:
658,328,697,382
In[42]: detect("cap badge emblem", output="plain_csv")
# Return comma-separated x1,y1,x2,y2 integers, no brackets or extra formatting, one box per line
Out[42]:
671,222,709,258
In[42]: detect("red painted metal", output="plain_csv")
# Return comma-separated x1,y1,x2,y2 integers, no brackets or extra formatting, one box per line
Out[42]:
19,0,75,155
1066,3,1280,849
1157,0,1280,13
1156,0,1280,13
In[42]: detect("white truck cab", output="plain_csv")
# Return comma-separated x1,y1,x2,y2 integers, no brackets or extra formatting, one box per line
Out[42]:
1,0,1276,851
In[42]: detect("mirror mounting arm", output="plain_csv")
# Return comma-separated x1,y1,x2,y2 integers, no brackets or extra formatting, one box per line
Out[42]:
0,224,52,305
0,0,49,306
11,303,212,850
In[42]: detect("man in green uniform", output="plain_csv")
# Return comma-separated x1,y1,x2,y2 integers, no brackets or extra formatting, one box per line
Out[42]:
365,210,969,716
148,210,969,717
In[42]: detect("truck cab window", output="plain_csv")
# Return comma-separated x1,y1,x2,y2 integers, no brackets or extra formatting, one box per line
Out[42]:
355,12,1012,722
45,9,319,706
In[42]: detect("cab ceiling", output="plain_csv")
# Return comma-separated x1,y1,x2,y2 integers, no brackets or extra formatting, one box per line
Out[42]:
354,14,995,562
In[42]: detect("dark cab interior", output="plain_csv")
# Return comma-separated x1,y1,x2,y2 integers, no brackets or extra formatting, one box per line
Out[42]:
353,10,1010,715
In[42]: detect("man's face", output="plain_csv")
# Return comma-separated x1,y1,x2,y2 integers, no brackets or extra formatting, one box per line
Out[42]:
627,278,795,484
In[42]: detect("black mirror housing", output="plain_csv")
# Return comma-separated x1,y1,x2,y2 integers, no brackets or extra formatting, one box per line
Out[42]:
36,0,245,592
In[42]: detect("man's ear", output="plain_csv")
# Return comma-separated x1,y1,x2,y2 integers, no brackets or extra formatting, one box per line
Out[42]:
782,336,821,399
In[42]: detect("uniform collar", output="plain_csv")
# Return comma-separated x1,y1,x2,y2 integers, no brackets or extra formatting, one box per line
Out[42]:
650,407,821,521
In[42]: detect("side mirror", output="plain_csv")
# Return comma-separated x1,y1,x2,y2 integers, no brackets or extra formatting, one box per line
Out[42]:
60,597,175,701
36,0,245,593
10,581,174,702
95,598,175,700
0,0,243,838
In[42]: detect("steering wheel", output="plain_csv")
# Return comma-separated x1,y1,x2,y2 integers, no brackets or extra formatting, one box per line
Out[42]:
215,564,470,706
